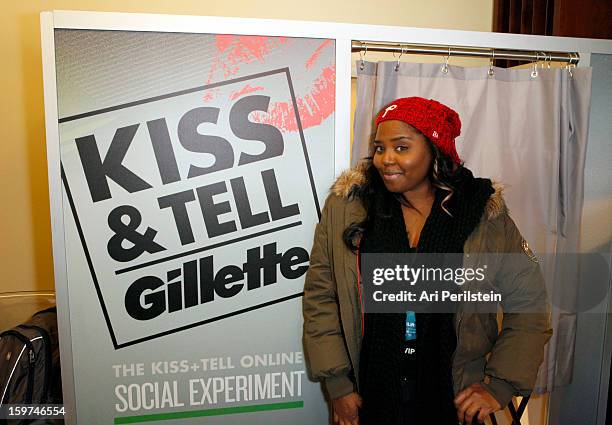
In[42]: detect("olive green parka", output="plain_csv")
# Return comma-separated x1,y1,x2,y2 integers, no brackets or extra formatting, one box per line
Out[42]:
302,163,552,407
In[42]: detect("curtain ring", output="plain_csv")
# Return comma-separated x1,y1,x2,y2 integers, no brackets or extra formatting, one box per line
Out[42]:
571,52,578,65
488,50,495,77
572,52,579,66
531,52,539,78
394,45,405,72
359,42,367,71
566,52,577,77
569,52,578,77
441,46,450,74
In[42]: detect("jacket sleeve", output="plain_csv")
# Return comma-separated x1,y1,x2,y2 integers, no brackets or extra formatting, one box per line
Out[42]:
481,213,552,407
302,195,355,399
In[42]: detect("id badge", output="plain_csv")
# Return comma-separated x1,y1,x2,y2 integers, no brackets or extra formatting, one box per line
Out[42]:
405,311,417,341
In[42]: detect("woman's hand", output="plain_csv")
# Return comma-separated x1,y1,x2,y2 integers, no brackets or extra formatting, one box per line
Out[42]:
454,383,502,425
332,392,362,425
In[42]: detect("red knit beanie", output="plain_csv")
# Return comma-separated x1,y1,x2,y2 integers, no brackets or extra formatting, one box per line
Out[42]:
375,97,462,164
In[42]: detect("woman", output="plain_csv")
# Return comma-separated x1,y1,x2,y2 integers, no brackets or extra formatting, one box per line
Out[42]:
303,97,551,425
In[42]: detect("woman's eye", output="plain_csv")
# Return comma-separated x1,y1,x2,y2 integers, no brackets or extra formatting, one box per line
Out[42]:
374,146,383,153
396,146,409,152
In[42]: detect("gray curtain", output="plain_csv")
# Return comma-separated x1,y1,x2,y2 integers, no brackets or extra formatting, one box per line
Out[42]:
352,60,593,393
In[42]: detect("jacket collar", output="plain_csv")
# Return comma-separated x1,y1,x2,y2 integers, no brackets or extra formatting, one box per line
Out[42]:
330,160,507,221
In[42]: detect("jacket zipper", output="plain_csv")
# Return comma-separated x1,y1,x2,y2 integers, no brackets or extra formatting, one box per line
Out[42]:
356,246,364,337
0,330,36,404
18,324,52,403
451,312,463,359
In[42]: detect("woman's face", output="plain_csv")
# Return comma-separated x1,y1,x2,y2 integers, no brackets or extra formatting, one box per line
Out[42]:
372,120,433,194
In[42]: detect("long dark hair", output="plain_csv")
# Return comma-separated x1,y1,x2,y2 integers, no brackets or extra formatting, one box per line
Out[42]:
342,137,463,252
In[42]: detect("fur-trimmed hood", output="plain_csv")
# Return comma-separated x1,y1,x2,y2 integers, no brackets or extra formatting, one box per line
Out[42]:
330,160,507,221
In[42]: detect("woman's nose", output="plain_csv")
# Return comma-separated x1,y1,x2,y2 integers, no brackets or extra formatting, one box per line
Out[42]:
382,150,396,165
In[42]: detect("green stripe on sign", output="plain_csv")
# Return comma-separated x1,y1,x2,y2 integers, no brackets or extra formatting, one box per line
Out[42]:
114,401,304,424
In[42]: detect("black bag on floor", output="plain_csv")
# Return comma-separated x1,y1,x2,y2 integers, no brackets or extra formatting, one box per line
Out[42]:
0,307,62,415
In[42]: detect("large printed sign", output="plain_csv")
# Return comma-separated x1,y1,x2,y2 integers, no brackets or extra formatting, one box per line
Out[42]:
61,68,320,348
55,30,335,424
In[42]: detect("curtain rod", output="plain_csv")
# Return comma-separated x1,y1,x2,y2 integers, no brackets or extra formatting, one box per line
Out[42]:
351,41,580,64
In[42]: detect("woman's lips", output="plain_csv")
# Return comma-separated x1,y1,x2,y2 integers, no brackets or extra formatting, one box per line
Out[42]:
382,172,403,181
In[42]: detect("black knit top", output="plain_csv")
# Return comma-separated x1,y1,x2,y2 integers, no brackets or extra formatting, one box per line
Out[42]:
356,166,495,425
